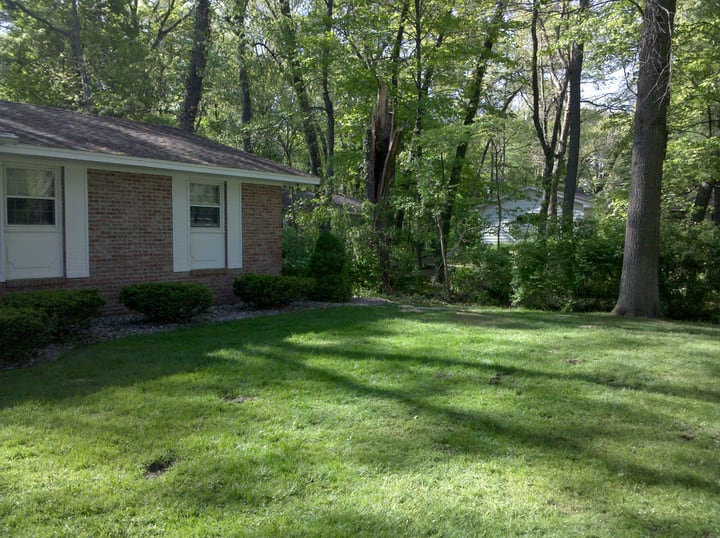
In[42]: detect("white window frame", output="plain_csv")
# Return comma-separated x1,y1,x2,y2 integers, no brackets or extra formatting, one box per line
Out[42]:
189,180,225,231
0,159,89,282
172,175,242,272
3,163,61,231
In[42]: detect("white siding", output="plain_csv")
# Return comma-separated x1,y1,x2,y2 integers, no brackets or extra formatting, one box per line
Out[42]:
0,159,4,282
64,164,89,278
172,176,191,272
226,180,243,269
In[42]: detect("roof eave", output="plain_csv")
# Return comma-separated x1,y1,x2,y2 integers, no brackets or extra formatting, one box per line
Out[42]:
0,143,320,186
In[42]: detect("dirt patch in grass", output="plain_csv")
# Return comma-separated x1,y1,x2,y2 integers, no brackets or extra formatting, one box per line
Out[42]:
223,395,256,404
144,452,177,479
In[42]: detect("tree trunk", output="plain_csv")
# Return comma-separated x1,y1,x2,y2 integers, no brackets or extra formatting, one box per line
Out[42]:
180,0,210,132
70,0,93,111
4,0,93,110
562,0,588,232
531,1,569,225
612,0,676,319
279,0,323,177
437,0,506,268
239,62,252,152
228,0,253,151
691,181,717,222
321,0,336,183
366,84,403,291
235,0,253,152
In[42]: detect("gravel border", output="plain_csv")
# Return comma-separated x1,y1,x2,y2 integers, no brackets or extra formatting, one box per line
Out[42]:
2,297,393,371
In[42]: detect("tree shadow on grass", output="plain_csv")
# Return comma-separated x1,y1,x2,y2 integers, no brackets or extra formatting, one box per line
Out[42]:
1,304,719,534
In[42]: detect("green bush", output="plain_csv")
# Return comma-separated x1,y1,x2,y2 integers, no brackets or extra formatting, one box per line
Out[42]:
119,282,213,322
660,221,720,322
452,245,514,306
233,274,315,308
309,229,353,302
282,228,312,277
0,288,105,341
512,237,566,310
0,306,49,363
511,219,623,311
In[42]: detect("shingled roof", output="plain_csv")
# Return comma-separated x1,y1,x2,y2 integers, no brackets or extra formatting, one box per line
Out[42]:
0,100,317,184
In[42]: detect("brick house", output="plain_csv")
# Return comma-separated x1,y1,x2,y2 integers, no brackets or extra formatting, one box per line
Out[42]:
0,100,318,312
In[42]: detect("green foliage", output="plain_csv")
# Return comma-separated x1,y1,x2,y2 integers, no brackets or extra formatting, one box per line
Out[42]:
512,219,624,311
512,237,565,310
118,282,212,323
0,288,105,341
451,246,513,306
0,306,48,363
309,229,353,302
660,221,720,322
349,246,383,293
233,274,315,308
282,228,313,277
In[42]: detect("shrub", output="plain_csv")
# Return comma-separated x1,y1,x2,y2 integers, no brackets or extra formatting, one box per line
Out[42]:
452,245,514,306
511,219,623,312
0,288,105,341
660,221,720,322
233,274,315,308
282,228,312,277
309,229,353,302
0,307,49,363
512,237,566,310
119,282,213,322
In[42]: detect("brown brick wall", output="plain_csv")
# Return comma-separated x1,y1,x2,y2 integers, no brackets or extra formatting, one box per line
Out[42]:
242,183,282,275
1,169,283,313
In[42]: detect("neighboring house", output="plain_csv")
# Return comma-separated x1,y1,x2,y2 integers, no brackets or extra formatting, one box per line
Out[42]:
0,100,318,312
477,186,593,244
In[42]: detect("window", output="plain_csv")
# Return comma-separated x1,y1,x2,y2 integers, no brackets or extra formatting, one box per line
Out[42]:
1,163,66,282
5,166,57,226
173,177,241,272
190,182,221,228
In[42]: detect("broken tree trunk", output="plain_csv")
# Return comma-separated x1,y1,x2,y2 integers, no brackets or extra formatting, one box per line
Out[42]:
365,84,402,290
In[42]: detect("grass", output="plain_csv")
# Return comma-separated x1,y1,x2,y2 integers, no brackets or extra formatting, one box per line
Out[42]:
1,304,719,537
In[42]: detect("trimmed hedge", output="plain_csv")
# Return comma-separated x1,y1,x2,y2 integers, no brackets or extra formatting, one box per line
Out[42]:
0,307,49,363
233,274,315,308
0,288,105,341
119,282,213,322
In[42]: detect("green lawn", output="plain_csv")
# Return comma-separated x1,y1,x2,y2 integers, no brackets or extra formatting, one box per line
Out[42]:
1,305,719,537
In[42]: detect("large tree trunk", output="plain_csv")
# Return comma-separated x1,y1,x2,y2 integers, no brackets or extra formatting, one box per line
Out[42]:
321,0,336,184
612,0,676,319
561,0,588,233
366,84,403,290
180,0,210,132
228,0,253,151
70,0,93,111
279,0,323,177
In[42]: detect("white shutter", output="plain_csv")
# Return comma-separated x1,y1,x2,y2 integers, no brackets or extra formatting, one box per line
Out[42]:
226,180,242,269
0,160,4,282
64,164,90,278
172,176,190,272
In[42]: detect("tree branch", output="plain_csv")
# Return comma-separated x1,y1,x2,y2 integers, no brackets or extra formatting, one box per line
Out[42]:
3,0,70,36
